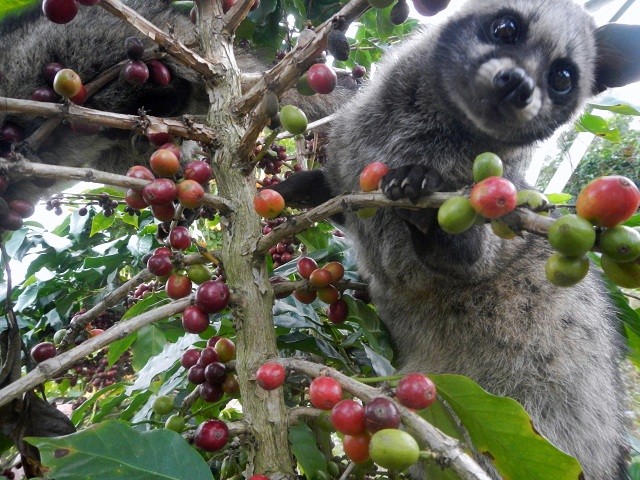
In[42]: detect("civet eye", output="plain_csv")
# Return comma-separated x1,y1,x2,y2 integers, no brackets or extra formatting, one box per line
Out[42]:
491,16,520,44
548,66,573,94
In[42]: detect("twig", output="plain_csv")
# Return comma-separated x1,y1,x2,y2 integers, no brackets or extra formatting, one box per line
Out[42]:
98,0,221,80
338,462,355,480
0,297,192,409
0,97,217,145
276,113,336,140
272,279,367,296
222,0,255,35
280,358,492,480
0,156,232,213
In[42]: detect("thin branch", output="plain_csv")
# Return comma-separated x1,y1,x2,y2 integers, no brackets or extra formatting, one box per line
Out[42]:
0,297,192,409
222,0,255,35
0,97,217,145
0,156,233,213
98,0,221,80
272,279,367,296
281,358,493,480
276,113,336,140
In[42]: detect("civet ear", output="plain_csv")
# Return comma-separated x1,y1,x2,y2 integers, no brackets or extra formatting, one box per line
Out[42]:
594,23,640,93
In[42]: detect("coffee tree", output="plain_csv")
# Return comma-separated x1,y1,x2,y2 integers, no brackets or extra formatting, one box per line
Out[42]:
0,0,639,479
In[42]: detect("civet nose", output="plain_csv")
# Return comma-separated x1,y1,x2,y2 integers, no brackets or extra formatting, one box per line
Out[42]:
494,67,535,108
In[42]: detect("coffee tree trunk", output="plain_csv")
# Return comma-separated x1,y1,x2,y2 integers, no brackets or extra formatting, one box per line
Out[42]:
195,1,295,477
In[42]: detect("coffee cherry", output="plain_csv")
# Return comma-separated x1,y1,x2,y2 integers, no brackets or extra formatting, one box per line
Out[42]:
125,189,147,210
42,0,78,24
70,84,87,104
254,189,285,219
279,105,308,135
165,414,186,432
158,143,181,161
184,161,212,185
31,86,59,103
147,59,171,86
9,199,35,219
343,433,371,464
53,68,82,98
194,419,229,451
317,285,339,304
599,226,640,263
328,298,348,324
147,131,173,146
0,211,23,231
473,152,503,182
600,255,640,288
469,176,517,219
124,60,150,86
199,382,224,403
195,280,230,313
352,65,366,79
204,362,227,384
331,399,366,435
182,306,209,334
177,180,205,209
369,429,420,471
147,254,173,276
296,74,317,96
323,262,344,283
256,362,286,390
547,214,596,257
150,149,180,178
249,476,270,480
151,203,176,222
124,36,145,60
297,257,318,279
294,288,317,304
437,197,478,234
395,373,436,410
412,0,450,16
169,226,191,250
307,64,337,94
30,342,57,363
309,268,333,288
359,162,389,192
576,175,640,228
390,0,410,24
142,178,177,206
43,62,65,84
126,165,155,181
152,395,174,415
187,364,206,384
214,338,236,363
545,252,589,287
181,348,201,368
187,264,212,284
364,397,401,433
309,376,342,410
166,274,192,299
154,247,172,257
198,346,220,366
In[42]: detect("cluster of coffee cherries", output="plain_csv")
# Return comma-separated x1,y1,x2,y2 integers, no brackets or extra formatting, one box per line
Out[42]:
546,175,639,288
255,364,436,473
0,176,35,231
293,257,349,323
121,36,171,87
262,217,301,268
256,143,288,175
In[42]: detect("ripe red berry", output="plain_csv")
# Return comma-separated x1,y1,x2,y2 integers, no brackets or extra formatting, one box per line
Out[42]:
150,149,180,178
253,189,285,219
328,298,348,324
177,179,205,209
70,84,87,104
126,165,155,181
331,399,366,435
359,162,389,192
309,376,342,410
42,0,78,24
204,362,227,384
309,268,333,288
9,199,35,219
249,476,270,480
158,143,181,161
154,247,172,256
343,433,371,464
125,189,148,210
256,362,286,390
181,348,201,368
31,86,59,103
151,203,176,222
364,397,401,433
43,62,65,84
323,262,345,283
147,131,173,147
469,176,517,219
198,346,220,366
199,382,224,403
147,254,173,276
184,160,212,185
194,419,229,451
296,257,318,279
166,274,192,299
30,342,57,363
352,65,366,79
293,288,317,304
142,178,177,206
395,373,437,410
188,364,206,384
147,59,171,86
123,60,150,86
195,280,230,313
182,306,209,334
576,175,640,228
169,226,191,250
317,285,339,304
306,64,338,94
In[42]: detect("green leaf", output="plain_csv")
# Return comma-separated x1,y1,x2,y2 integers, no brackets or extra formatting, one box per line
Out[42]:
375,7,395,42
289,423,328,479
432,374,583,480
132,324,167,371
90,212,116,237
545,193,572,204
576,113,621,143
0,0,37,18
108,333,137,367
589,102,640,116
27,420,212,480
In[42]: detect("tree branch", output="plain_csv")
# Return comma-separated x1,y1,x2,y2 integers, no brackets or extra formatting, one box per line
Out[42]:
0,97,217,145
222,0,255,35
281,358,493,480
98,0,221,80
0,298,192,409
0,156,233,213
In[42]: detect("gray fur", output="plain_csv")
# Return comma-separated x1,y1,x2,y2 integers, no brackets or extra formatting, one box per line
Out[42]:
0,0,356,201
323,0,640,478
